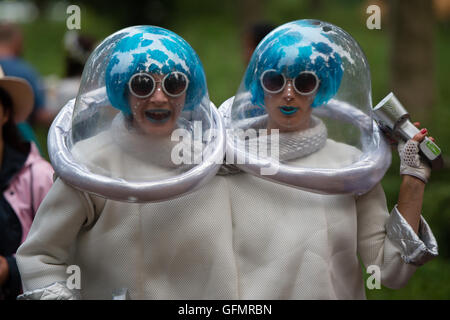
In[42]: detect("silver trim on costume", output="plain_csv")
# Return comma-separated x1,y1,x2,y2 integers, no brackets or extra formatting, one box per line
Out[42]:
17,281,80,300
48,93,225,203
386,205,438,266
219,96,392,195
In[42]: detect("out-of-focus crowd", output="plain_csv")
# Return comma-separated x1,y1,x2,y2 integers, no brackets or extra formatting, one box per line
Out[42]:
0,22,95,300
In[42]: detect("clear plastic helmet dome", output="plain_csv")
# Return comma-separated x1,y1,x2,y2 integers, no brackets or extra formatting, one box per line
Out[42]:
48,26,225,202
219,19,391,195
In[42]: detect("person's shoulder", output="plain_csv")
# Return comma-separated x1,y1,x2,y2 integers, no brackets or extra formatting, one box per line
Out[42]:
0,57,39,78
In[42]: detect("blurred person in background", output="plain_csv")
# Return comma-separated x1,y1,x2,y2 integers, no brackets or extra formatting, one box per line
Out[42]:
0,22,55,131
0,66,53,300
45,31,96,113
242,21,275,64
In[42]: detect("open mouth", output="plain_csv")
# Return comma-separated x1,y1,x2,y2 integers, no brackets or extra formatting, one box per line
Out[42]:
279,106,299,115
144,109,172,123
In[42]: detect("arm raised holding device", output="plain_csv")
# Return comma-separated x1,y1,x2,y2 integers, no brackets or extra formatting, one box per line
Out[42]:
373,93,440,263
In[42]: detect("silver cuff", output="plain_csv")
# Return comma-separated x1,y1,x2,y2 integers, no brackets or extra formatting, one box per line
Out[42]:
386,205,438,266
17,282,81,300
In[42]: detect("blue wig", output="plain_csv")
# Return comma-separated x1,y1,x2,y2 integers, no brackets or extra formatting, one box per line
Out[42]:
105,26,207,114
245,20,344,108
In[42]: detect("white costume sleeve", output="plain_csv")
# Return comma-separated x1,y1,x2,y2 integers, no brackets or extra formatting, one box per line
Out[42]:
16,178,96,294
356,183,437,289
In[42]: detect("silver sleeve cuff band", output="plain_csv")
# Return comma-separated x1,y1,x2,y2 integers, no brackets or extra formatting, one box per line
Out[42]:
17,281,81,300
386,205,438,266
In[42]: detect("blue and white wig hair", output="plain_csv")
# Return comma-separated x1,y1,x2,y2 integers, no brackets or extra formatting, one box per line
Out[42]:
105,26,207,115
245,20,344,108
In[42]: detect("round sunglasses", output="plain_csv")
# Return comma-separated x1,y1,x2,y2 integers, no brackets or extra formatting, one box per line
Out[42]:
128,71,189,98
260,70,320,96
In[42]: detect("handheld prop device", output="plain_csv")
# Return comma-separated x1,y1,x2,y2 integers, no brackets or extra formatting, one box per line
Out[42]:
374,92,443,170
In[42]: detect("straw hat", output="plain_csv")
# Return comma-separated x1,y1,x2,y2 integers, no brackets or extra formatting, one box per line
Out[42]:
0,65,34,122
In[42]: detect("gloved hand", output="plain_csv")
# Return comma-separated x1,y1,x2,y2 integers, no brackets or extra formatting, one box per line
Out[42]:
398,128,432,183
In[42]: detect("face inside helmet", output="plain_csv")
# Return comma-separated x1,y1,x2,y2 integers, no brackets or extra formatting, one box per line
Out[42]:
220,20,390,195
244,22,344,131
102,27,208,138
49,26,224,202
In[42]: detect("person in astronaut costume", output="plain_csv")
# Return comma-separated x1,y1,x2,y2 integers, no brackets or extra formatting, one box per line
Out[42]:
15,26,238,300
219,20,438,299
